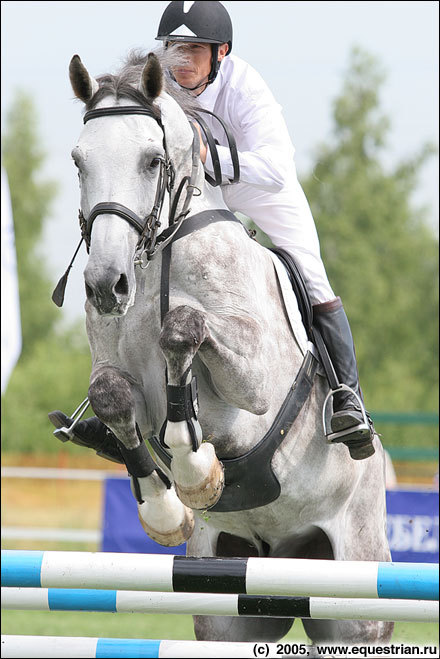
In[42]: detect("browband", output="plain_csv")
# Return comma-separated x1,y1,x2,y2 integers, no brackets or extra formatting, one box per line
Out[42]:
83,106,163,128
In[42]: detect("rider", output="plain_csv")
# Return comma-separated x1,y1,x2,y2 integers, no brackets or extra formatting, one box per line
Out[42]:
49,0,376,461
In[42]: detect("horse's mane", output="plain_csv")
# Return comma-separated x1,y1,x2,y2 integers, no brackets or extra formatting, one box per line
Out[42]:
86,47,200,118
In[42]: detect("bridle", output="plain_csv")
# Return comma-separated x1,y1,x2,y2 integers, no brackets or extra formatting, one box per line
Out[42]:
52,100,239,308
78,104,200,267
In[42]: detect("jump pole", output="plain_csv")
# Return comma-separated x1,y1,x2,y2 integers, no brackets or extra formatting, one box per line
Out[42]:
2,550,438,601
2,635,290,659
2,587,438,622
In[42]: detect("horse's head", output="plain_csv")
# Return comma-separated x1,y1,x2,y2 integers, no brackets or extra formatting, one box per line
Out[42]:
69,52,199,316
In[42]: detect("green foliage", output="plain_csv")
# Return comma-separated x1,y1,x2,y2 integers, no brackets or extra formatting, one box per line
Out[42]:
300,48,438,447
2,324,91,454
2,91,91,453
2,91,59,358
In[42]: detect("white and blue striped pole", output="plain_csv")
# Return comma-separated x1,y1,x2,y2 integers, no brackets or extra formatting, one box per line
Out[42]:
2,551,438,601
2,635,286,658
1,587,438,622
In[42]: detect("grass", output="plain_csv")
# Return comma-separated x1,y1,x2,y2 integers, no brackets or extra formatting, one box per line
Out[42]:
2,610,438,647
2,453,438,651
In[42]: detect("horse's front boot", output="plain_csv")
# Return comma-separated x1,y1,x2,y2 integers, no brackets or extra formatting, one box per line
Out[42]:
48,411,124,463
312,298,375,460
160,305,225,510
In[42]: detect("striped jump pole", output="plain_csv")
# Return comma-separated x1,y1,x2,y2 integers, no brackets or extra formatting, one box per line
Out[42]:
3,635,290,658
1,587,438,622
2,550,438,601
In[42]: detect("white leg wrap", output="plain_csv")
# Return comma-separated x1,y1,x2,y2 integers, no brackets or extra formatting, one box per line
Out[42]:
164,420,224,510
133,472,194,547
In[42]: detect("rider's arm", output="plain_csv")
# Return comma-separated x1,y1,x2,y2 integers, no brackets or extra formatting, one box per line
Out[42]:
205,74,296,192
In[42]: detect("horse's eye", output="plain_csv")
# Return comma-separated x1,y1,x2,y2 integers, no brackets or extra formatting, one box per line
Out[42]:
150,157,162,169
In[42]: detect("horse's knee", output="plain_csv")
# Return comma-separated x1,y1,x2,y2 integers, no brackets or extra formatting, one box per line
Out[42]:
88,367,135,430
160,305,207,381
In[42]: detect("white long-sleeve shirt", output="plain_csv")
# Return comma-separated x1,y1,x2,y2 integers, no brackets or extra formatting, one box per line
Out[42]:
193,54,334,304
196,54,296,192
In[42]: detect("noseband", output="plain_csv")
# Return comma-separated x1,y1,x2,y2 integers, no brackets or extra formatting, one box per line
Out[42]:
78,105,199,266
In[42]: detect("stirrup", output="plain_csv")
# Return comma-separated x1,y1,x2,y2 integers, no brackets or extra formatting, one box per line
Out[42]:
52,397,90,442
322,384,370,444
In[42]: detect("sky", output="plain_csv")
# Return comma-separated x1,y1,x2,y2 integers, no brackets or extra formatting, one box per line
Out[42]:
1,1,439,323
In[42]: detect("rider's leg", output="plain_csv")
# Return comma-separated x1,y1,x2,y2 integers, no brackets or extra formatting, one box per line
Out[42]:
222,179,375,459
312,298,375,457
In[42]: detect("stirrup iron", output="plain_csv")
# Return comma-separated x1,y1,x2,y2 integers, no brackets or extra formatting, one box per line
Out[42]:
52,397,90,442
322,384,370,444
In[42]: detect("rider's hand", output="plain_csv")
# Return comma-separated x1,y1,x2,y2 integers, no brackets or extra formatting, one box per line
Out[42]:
193,122,207,164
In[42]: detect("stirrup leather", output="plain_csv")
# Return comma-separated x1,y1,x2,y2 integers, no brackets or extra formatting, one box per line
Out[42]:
52,397,90,442
322,384,370,444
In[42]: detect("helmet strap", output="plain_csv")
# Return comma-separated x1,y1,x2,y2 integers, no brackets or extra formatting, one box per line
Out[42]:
208,44,220,84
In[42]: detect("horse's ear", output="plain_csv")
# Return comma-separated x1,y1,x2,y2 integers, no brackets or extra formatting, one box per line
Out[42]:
69,55,99,102
140,53,163,99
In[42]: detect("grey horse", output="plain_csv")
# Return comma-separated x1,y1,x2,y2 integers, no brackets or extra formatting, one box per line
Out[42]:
63,49,393,646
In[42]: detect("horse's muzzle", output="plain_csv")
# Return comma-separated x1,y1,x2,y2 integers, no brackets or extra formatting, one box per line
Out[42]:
84,268,132,316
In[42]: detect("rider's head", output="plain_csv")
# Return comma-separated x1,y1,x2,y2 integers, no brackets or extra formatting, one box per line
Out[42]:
156,1,232,93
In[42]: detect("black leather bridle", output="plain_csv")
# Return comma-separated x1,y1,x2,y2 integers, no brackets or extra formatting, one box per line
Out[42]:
52,101,240,307
78,105,200,265
52,103,200,306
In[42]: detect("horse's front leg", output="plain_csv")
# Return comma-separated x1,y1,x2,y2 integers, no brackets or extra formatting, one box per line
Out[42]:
88,365,194,545
160,305,224,510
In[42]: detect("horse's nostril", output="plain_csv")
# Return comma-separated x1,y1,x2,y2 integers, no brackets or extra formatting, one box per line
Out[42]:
114,274,128,296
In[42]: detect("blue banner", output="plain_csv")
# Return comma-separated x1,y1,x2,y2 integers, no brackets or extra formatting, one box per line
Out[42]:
102,478,186,555
386,489,439,563
102,478,438,562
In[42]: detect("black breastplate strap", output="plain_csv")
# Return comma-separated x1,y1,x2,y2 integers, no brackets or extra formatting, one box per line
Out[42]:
159,208,247,323
149,349,319,512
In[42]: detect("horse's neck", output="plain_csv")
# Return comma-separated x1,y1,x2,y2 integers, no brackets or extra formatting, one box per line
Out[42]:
173,153,229,218
194,180,230,214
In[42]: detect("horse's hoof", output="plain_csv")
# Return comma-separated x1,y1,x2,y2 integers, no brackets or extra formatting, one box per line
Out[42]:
173,443,224,510
137,488,195,546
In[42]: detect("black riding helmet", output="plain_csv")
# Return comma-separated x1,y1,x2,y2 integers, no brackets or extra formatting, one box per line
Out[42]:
156,1,233,88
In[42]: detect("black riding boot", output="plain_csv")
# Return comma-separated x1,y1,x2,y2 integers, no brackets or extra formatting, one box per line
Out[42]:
312,297,375,460
48,411,124,464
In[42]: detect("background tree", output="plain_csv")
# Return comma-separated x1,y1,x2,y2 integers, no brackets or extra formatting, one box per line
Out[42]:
2,91,59,357
2,91,91,454
301,48,438,447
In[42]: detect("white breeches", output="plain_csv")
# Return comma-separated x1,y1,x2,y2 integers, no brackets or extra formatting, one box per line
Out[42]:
222,178,335,305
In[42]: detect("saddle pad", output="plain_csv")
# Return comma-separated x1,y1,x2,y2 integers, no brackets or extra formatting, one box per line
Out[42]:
267,250,309,356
